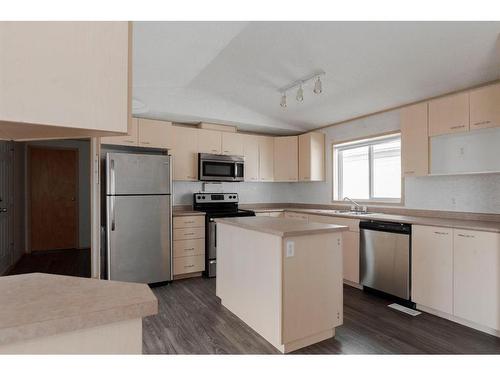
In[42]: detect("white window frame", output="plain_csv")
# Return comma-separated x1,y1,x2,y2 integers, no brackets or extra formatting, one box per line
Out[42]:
333,133,402,203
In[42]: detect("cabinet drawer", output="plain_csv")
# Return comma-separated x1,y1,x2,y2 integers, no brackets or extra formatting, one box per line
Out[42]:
173,255,205,275
173,239,205,258
173,215,205,229
173,227,205,240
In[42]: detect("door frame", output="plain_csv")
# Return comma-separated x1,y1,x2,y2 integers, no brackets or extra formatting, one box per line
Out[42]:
27,145,80,252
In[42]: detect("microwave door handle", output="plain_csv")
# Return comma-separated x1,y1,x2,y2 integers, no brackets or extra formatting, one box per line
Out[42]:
234,163,238,180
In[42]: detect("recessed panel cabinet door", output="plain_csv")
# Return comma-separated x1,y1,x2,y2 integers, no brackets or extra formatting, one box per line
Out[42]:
222,132,244,156
258,136,274,181
428,92,469,136
101,118,139,146
198,129,222,154
400,102,428,176
274,136,298,181
454,229,500,330
411,225,453,314
242,135,259,182
138,119,174,149
469,83,500,131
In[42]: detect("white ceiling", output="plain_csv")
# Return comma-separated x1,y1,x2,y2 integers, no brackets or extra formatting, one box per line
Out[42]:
133,21,500,134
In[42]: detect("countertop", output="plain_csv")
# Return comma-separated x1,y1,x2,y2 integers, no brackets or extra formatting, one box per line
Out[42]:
0,273,158,346
215,216,348,237
172,209,206,217
251,207,500,233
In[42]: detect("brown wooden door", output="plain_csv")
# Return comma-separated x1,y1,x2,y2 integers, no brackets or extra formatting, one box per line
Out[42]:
30,147,78,251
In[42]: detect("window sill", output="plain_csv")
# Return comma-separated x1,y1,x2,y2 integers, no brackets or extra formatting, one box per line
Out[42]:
332,200,402,207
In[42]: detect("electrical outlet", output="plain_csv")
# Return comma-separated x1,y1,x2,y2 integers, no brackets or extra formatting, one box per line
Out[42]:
286,240,295,257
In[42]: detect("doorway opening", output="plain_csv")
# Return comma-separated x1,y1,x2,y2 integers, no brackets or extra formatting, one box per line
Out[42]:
4,139,91,278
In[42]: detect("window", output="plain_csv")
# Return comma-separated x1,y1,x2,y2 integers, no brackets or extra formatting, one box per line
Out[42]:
334,134,401,202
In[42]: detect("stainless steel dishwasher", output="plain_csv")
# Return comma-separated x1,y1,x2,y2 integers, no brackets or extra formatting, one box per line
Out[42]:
360,221,412,301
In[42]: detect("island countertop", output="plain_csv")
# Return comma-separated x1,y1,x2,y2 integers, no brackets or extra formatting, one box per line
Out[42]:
0,273,158,347
215,216,349,237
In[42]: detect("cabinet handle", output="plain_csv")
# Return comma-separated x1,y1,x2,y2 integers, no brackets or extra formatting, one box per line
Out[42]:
450,125,466,130
184,232,195,236
184,247,195,251
405,170,415,175
457,233,475,238
185,264,195,268
140,141,151,144
434,231,449,235
125,140,135,143
473,120,491,126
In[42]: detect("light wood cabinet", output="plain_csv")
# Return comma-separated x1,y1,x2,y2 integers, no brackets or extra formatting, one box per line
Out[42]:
101,118,139,146
173,214,205,278
400,102,429,176
469,83,500,131
274,136,298,181
172,126,198,181
138,119,173,149
0,22,130,140
453,229,500,330
411,225,453,314
307,214,360,284
259,136,274,181
242,134,260,182
222,132,244,156
298,132,325,181
197,129,222,154
429,92,470,136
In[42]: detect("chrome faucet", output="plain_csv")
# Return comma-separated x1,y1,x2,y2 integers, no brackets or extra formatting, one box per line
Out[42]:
343,197,363,212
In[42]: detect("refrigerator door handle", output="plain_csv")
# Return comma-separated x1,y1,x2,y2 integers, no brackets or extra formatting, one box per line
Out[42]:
110,196,116,231
110,159,116,195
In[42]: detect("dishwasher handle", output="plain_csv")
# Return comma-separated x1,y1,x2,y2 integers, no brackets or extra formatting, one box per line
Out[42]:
359,220,411,235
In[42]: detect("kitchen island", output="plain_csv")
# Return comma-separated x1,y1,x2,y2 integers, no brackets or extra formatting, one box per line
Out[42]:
0,273,157,354
215,216,348,353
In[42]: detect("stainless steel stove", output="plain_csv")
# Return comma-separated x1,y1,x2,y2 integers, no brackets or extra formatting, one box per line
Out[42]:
193,193,255,277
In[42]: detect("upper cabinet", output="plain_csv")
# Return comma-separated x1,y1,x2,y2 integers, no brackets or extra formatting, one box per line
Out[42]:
242,134,260,182
172,126,198,181
400,102,429,177
298,132,325,181
258,136,274,181
0,22,131,140
469,83,500,131
428,92,469,137
137,119,174,149
222,132,244,156
101,118,139,146
274,136,298,181
198,129,222,154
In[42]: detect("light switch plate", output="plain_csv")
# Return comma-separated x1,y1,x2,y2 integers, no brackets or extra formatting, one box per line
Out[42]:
286,240,295,257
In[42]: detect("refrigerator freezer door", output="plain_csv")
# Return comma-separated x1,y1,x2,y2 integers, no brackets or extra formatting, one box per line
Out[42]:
107,195,171,283
106,153,171,195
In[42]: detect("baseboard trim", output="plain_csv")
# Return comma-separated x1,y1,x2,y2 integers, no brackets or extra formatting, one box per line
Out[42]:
417,304,500,338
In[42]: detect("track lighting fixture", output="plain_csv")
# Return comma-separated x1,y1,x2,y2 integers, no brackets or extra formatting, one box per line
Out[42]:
278,70,325,108
296,84,304,102
280,92,287,108
313,76,322,94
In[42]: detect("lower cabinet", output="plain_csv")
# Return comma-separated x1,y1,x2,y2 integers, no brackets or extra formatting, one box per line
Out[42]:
306,214,360,284
453,229,500,330
172,215,205,278
412,225,453,314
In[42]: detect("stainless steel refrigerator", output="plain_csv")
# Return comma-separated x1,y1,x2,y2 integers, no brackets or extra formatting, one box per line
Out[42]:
105,152,172,284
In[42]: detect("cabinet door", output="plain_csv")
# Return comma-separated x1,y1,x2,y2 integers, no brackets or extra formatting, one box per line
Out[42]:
198,129,221,154
299,132,325,181
411,225,453,314
222,132,244,156
429,92,469,136
454,229,500,330
101,118,138,146
242,134,259,182
469,84,500,131
400,103,428,176
138,118,173,149
172,126,198,181
274,136,298,181
259,136,274,181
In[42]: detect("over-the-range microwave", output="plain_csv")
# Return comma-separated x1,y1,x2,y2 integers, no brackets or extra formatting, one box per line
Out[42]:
198,153,244,182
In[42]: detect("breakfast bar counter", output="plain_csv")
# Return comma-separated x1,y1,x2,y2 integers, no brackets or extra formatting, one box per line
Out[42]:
215,216,348,353
0,273,157,354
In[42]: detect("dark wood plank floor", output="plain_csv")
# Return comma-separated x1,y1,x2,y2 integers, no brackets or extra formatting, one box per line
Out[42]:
6,249,90,278
143,277,500,354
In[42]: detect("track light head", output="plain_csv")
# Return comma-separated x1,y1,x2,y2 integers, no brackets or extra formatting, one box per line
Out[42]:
296,85,304,102
313,76,322,94
280,92,287,108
